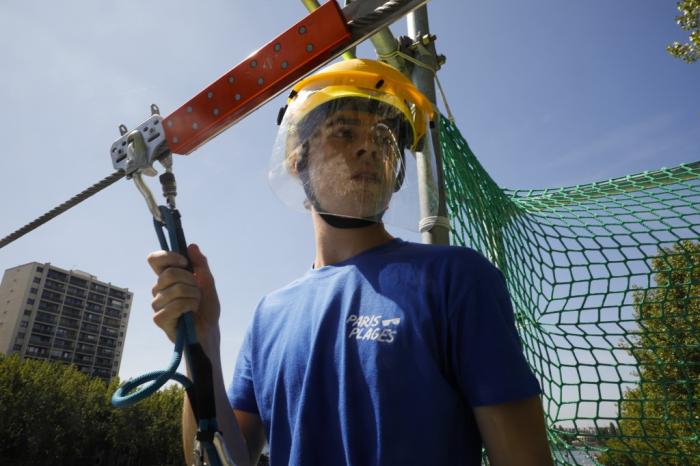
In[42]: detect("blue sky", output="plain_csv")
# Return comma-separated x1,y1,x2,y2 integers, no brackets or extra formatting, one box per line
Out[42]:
0,0,697,410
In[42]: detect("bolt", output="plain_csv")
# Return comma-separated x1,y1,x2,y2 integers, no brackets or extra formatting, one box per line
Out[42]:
250,60,257,68
421,34,437,46
274,43,281,52
213,108,219,116
299,25,307,34
207,91,214,99
437,54,447,66
228,76,235,84
281,61,289,69
306,43,314,53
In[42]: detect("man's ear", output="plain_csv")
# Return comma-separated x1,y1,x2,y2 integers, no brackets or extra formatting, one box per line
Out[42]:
286,146,301,177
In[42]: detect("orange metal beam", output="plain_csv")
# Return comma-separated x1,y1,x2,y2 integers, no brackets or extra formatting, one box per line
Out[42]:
163,1,350,155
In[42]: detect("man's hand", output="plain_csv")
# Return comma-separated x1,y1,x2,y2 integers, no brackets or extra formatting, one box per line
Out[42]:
147,243,220,345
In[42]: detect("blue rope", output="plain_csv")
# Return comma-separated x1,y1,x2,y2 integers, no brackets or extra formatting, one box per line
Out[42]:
111,313,197,406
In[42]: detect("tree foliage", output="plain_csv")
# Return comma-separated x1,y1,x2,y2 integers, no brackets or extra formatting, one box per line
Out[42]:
599,241,700,465
0,355,185,466
667,0,700,63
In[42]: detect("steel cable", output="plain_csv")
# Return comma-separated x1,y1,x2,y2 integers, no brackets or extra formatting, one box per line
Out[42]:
0,171,125,250
347,0,410,30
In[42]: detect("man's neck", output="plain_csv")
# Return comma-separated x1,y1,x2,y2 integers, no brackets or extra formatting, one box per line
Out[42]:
312,212,394,268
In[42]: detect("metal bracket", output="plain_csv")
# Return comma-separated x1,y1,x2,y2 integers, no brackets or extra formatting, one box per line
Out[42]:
111,105,174,222
110,112,169,177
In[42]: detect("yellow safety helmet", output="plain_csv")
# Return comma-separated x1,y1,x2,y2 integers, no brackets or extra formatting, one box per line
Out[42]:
281,58,434,151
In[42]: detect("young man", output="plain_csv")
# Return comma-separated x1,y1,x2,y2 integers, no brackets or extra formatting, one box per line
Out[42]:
148,59,553,466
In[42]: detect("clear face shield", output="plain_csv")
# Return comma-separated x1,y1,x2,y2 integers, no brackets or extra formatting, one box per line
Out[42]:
269,91,435,230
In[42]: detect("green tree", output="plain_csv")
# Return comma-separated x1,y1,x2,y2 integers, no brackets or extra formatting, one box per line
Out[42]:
667,0,700,63
599,241,700,465
0,355,186,465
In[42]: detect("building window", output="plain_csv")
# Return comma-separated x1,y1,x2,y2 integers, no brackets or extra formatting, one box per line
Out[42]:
13,344,22,351
26,298,35,305
33,277,41,284
36,266,44,272
19,320,28,328
30,288,38,294
24,309,32,316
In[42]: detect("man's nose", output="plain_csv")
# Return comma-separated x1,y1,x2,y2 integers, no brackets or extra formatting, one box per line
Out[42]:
355,148,379,160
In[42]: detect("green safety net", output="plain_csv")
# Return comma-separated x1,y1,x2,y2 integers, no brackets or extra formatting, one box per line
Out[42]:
438,116,699,465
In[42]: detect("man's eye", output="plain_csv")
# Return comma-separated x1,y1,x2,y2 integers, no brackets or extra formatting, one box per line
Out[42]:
332,128,355,140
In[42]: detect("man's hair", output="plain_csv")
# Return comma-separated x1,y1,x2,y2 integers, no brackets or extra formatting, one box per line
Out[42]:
293,97,412,151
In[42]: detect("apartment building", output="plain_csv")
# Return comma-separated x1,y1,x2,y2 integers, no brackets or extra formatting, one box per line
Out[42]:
0,262,132,382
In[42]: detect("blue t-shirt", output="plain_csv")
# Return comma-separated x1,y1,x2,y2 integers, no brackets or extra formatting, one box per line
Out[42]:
228,239,540,465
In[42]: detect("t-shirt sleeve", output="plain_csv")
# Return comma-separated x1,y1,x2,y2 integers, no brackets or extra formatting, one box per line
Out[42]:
449,257,541,407
227,327,259,414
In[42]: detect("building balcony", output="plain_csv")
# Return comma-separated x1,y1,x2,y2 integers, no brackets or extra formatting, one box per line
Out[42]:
93,368,111,379
38,300,60,313
58,318,79,329
75,343,95,354
53,338,74,350
29,335,51,346
47,270,68,282
104,308,121,319
44,280,66,292
62,307,82,319
66,286,87,298
41,290,63,303
97,347,114,357
109,288,127,300
101,327,118,338
81,323,99,334
32,323,54,335
95,357,112,368
69,276,88,288
88,292,106,305
79,333,98,344
86,302,102,313
74,355,93,364
26,346,49,357
54,328,77,340
64,297,84,308
35,312,58,324
99,337,116,348
90,283,108,294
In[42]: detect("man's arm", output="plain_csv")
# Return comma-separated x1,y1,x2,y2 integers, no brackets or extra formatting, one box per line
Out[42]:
473,395,553,466
148,245,263,466
181,333,262,466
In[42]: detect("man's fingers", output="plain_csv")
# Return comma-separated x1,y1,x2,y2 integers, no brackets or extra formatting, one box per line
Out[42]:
147,250,188,275
154,267,198,294
152,298,200,341
152,282,201,312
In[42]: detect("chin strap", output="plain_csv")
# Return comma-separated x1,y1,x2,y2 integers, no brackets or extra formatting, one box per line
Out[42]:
319,213,378,229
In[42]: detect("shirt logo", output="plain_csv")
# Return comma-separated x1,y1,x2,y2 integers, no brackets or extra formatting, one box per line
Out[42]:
346,314,400,343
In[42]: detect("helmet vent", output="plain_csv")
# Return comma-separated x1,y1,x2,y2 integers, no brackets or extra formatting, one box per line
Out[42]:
374,79,385,89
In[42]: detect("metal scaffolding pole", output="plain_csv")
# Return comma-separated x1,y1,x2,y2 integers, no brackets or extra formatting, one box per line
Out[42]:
407,6,450,245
